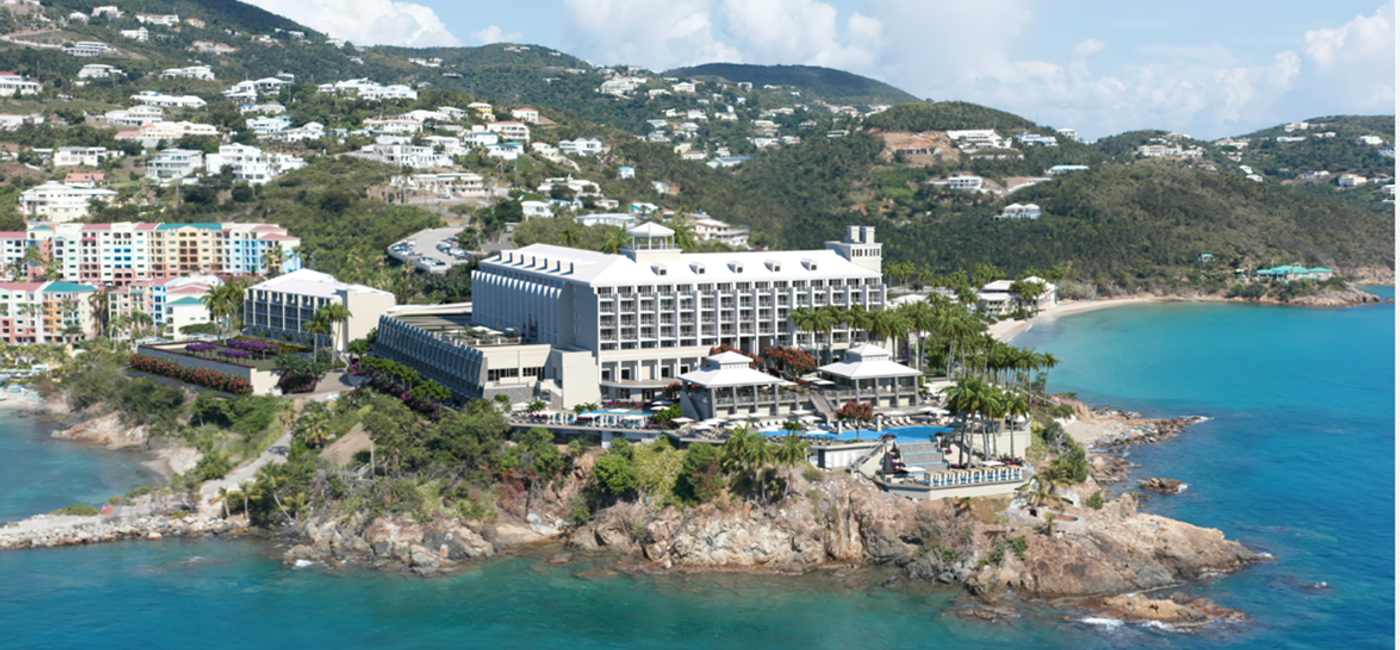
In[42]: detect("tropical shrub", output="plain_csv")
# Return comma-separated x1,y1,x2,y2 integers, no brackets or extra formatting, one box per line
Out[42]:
51,504,99,516
129,354,253,396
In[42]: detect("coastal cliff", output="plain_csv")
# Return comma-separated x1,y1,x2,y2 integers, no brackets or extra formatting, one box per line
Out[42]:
283,471,1259,621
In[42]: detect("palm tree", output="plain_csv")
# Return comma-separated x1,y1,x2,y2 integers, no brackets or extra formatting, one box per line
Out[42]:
720,428,774,501
314,303,354,359
898,299,938,370
306,315,331,364
262,245,287,279
560,225,582,248
600,227,629,254
869,309,910,352
790,306,837,364
1003,390,1030,459
772,434,811,499
200,280,248,342
665,218,697,252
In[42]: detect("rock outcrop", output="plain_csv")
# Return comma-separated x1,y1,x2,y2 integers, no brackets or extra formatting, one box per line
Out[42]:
51,411,150,449
1140,477,1188,494
1080,592,1248,626
284,513,560,575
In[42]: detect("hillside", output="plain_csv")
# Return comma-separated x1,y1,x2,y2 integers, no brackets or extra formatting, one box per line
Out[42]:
0,0,1390,296
864,101,1039,133
1230,115,1395,182
874,165,1394,286
663,63,918,106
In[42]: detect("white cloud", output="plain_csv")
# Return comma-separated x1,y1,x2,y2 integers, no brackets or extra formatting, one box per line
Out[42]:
560,0,882,72
1072,38,1105,58
556,0,1392,139
243,0,461,47
471,25,523,45
866,0,1392,139
561,0,739,70
719,0,884,70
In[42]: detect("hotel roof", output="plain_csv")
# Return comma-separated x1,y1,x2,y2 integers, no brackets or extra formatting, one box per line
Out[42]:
818,344,921,380
249,268,391,299
487,243,881,287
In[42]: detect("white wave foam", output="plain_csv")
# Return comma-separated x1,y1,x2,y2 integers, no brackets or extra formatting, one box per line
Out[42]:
1080,617,1125,629
1140,620,1182,633
293,559,318,568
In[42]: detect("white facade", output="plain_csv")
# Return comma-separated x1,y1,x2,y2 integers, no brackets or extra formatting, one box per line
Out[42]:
54,146,117,167
559,137,604,157
352,141,452,169
244,269,397,352
18,182,117,222
160,66,215,81
0,73,41,96
64,42,110,57
103,106,163,127
77,64,121,79
205,144,305,184
146,149,204,181
469,224,886,398
130,92,207,109
487,121,530,143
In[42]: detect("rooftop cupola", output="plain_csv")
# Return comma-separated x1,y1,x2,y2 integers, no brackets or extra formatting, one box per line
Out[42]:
826,224,882,273
622,222,681,264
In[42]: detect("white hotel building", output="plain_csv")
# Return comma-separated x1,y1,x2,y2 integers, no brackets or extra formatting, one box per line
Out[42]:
375,224,888,406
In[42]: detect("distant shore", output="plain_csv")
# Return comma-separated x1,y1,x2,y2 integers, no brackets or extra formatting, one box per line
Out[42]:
988,297,1162,342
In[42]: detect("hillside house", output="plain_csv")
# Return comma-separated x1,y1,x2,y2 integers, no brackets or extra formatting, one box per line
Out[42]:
160,66,215,81
995,203,1042,220
78,64,121,79
0,72,41,96
18,182,117,222
511,107,541,124
54,146,117,167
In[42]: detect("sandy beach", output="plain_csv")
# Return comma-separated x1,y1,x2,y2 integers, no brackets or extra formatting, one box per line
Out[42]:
987,297,1163,342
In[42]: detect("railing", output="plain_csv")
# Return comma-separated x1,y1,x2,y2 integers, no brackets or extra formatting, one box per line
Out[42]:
912,465,1025,487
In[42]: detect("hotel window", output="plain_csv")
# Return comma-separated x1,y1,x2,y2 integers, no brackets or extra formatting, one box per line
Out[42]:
716,283,731,291
735,282,750,290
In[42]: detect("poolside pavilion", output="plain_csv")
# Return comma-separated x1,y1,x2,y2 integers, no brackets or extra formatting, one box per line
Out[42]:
677,351,804,421
818,344,923,409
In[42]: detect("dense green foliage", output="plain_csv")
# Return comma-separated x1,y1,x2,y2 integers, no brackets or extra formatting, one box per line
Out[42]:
51,503,100,516
865,101,1038,133
878,165,1395,285
664,63,919,105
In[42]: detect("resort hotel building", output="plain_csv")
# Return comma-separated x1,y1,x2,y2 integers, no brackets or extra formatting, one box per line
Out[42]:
373,225,919,413
244,269,396,353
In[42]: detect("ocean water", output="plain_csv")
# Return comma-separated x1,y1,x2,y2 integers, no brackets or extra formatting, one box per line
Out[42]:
0,292,1392,649
0,411,159,523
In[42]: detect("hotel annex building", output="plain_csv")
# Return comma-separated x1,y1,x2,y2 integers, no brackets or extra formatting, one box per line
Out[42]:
375,224,889,407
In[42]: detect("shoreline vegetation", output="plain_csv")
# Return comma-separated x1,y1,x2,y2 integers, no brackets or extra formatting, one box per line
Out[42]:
10,290,1386,626
987,281,1391,343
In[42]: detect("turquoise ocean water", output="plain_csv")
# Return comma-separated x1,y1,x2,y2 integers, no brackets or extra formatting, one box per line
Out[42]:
0,292,1392,649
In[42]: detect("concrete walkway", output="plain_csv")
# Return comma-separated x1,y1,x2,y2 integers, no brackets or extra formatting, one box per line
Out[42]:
198,431,291,513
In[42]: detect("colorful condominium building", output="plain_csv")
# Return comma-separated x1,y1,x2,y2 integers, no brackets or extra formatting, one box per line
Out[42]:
15,222,302,288
0,281,99,344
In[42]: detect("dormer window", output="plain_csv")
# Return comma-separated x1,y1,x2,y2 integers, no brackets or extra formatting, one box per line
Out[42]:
728,261,744,273
766,260,781,272
802,258,818,270
653,264,668,276
691,262,706,274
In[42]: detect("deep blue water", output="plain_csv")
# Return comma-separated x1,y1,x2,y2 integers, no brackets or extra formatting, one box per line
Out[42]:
0,292,1392,649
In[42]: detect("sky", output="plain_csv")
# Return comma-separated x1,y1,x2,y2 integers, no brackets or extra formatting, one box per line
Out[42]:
241,0,1396,140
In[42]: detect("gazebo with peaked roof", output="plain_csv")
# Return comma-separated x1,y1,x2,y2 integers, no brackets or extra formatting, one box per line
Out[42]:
818,344,922,408
678,351,795,421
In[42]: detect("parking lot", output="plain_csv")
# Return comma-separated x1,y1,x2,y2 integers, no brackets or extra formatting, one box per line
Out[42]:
387,227,472,275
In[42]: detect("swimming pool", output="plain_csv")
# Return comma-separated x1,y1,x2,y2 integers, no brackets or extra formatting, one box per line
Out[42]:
580,409,652,418
766,425,952,442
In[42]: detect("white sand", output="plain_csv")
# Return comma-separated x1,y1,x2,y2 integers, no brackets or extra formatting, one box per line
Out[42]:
988,297,1164,343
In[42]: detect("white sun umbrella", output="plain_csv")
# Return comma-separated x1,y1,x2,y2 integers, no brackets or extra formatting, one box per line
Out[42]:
649,404,667,411
672,417,694,424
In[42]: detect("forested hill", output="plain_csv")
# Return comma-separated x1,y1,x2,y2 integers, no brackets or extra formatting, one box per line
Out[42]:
663,63,918,106
876,165,1395,283
864,101,1039,132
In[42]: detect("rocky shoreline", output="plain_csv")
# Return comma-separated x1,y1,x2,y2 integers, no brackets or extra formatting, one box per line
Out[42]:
0,512,242,550
276,470,1261,625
